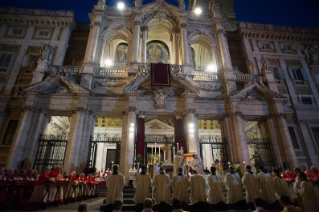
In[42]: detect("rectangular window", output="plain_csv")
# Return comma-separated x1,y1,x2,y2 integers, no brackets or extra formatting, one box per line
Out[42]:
288,126,300,149
0,53,13,73
12,29,23,35
2,120,19,145
301,97,312,105
311,127,319,149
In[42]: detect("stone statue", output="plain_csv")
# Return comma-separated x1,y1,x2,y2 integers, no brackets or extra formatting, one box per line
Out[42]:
123,67,150,93
250,150,263,170
40,44,55,61
302,44,319,65
153,89,168,109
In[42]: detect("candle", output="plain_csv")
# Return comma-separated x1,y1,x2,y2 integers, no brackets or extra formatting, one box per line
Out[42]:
155,143,157,153
228,162,230,165
177,143,179,151
243,161,246,164
173,146,175,155
159,146,161,160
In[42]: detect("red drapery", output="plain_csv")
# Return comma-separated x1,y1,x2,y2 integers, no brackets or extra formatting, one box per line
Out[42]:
175,118,187,153
151,63,170,87
136,117,145,161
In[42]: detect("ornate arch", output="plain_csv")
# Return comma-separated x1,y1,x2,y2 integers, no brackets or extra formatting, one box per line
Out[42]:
188,30,217,49
101,24,133,44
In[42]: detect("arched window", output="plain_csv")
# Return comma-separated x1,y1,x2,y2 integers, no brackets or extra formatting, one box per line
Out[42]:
146,41,170,63
115,43,128,63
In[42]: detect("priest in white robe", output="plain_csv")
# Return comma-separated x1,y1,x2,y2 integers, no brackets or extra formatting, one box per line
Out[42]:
213,159,224,177
105,165,125,205
129,165,137,186
189,170,207,204
174,152,184,175
133,165,152,204
154,162,163,176
297,172,319,212
273,169,292,200
225,166,243,204
171,166,190,204
242,165,261,204
257,166,277,204
207,166,225,204
152,167,171,204
190,154,204,175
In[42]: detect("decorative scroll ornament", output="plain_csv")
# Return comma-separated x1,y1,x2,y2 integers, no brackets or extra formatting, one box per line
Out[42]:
153,88,168,109
240,90,264,101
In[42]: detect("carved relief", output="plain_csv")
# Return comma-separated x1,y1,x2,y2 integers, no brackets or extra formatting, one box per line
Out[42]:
302,44,319,65
240,90,264,101
153,89,169,109
40,44,55,61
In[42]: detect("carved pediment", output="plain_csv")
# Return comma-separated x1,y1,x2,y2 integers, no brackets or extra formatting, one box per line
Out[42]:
230,76,285,101
23,74,89,95
145,119,174,130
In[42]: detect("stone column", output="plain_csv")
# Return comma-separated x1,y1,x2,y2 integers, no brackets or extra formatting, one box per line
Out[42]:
274,114,298,169
219,115,236,163
299,122,319,168
265,116,284,168
132,21,141,63
6,107,49,169
172,28,180,64
53,26,73,66
84,21,101,63
0,112,7,133
216,29,232,69
180,24,190,65
119,107,137,184
141,26,148,63
185,109,200,154
136,112,145,161
63,109,95,174
213,45,220,70
232,112,250,168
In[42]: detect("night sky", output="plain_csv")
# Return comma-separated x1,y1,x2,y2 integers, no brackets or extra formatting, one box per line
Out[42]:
1,0,319,28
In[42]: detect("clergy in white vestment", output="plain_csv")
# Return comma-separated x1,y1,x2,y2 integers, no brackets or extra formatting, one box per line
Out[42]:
133,165,152,204
105,165,125,205
152,167,171,204
297,172,319,212
272,169,292,200
207,166,225,204
242,165,261,203
171,166,190,204
173,152,185,175
190,154,204,175
257,166,277,204
129,165,137,186
225,166,243,204
213,159,224,176
154,162,163,176
293,167,303,208
189,170,207,204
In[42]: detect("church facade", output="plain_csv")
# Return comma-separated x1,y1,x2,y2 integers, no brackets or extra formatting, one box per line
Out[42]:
0,0,319,182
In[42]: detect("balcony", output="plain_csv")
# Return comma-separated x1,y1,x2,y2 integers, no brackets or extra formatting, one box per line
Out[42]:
95,67,128,78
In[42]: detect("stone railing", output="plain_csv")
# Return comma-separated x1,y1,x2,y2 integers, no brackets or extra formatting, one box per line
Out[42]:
105,6,132,15
192,71,218,81
0,7,75,17
236,74,253,82
189,12,212,19
58,66,81,75
96,67,128,77
91,134,121,142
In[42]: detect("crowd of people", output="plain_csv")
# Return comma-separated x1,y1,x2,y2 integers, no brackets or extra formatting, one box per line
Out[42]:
0,165,101,209
104,161,319,212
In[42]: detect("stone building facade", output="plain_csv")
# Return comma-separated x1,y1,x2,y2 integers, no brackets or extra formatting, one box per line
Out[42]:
0,0,319,182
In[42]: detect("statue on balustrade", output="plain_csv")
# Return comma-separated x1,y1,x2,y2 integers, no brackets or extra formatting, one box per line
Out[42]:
40,43,55,62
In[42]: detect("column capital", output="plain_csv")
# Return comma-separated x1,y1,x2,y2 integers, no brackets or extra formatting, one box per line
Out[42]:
141,26,148,31
72,108,94,115
180,23,187,28
172,27,180,34
122,111,128,116
138,111,145,118
134,20,141,25
175,112,184,119
233,112,243,118
21,106,42,113
127,106,137,112
274,113,287,119
186,109,196,114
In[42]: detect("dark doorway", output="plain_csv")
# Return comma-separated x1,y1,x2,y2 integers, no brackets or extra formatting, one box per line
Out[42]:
105,149,117,169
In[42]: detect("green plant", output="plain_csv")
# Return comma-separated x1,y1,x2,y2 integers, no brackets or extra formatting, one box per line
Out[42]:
234,163,243,178
134,154,144,169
